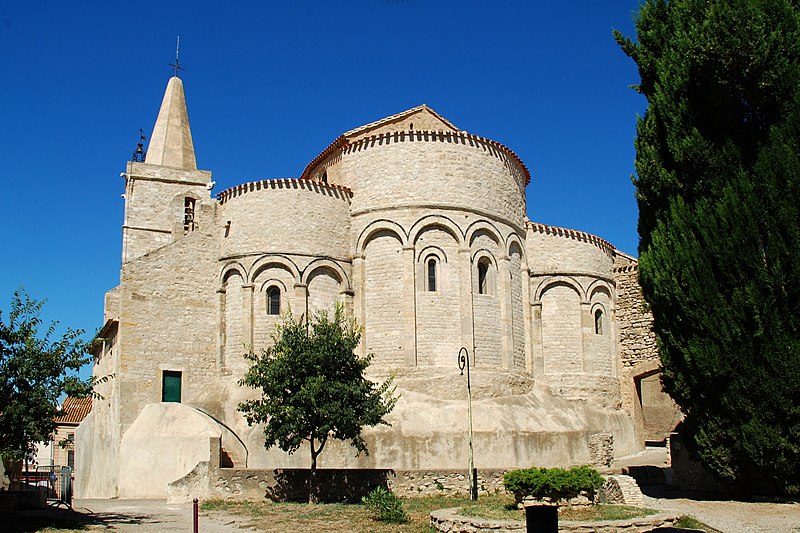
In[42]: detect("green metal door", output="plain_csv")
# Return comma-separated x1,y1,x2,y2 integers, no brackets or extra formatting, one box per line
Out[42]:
162,370,182,402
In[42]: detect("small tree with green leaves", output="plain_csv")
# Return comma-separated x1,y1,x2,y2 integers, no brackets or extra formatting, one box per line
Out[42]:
239,306,396,482
0,289,93,484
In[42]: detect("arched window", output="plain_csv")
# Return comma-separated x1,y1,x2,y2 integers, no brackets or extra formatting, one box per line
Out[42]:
427,258,437,292
267,286,281,315
594,308,604,335
477,260,489,295
183,197,196,234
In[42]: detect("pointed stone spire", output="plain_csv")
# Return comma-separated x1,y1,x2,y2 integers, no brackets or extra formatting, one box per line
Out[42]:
145,76,197,170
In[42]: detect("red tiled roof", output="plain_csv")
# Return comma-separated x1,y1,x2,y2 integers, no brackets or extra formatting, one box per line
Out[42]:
54,396,92,425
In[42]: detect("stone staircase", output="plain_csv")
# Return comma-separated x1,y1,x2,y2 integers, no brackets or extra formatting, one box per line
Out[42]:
600,474,645,506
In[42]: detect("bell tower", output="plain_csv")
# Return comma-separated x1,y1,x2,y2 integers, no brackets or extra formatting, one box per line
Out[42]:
121,75,213,263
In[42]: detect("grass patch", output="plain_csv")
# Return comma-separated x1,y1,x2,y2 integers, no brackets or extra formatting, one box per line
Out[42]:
559,504,659,521
675,515,722,532
200,494,506,532
200,497,437,532
200,494,666,532
455,493,659,522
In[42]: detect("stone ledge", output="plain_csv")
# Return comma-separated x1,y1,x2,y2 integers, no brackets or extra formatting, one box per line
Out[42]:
429,507,682,533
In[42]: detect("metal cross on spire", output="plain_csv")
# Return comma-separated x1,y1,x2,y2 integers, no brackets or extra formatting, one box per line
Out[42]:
169,36,185,77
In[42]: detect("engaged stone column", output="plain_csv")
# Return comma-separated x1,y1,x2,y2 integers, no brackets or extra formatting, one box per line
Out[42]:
521,266,533,373
580,301,591,373
242,284,254,350
352,255,366,356
340,288,354,317
217,288,226,371
458,247,475,360
402,245,417,366
294,282,308,321
531,301,544,377
498,255,513,370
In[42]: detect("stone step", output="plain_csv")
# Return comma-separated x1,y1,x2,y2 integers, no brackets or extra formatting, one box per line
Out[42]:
599,474,645,507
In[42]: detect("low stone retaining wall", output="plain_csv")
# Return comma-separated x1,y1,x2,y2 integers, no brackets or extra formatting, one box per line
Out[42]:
169,437,510,503
171,463,506,503
429,507,682,533
212,467,391,503
168,437,642,507
388,470,506,497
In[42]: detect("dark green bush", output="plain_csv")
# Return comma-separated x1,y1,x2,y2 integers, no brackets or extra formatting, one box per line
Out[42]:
503,465,603,502
361,486,408,523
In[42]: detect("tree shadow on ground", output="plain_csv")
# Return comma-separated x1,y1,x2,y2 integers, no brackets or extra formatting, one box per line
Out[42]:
0,502,156,532
264,468,391,503
639,483,799,504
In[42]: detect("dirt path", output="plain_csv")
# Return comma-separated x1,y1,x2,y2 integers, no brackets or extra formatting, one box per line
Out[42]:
0,499,253,533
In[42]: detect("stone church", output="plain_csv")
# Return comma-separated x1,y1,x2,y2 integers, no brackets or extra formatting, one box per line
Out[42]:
75,75,679,498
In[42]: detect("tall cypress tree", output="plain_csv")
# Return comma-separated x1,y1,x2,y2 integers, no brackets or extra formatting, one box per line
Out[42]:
616,0,800,494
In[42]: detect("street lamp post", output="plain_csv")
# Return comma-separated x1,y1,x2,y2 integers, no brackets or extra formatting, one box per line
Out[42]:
458,346,477,501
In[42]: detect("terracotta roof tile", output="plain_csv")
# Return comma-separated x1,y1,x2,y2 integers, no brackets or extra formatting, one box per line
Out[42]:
342,104,459,137
54,396,92,425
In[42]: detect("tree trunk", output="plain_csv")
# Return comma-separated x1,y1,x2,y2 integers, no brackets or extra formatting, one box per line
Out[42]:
6,459,22,491
309,440,319,504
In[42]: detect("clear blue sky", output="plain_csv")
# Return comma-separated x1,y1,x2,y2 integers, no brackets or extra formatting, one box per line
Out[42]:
0,1,646,374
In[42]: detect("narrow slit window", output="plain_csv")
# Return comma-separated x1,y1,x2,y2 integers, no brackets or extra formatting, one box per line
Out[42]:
478,260,489,295
162,370,182,403
594,309,604,335
183,197,196,234
267,286,281,315
427,258,437,292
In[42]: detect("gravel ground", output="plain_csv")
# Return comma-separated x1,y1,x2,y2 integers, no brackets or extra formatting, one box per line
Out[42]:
71,496,800,533
72,499,253,532
614,447,800,533
2,495,797,532
642,491,800,533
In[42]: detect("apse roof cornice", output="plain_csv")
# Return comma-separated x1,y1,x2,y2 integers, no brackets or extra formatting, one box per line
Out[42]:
527,220,615,256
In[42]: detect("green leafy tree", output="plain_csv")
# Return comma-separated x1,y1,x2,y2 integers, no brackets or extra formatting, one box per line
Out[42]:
616,0,800,494
238,307,397,475
0,289,92,470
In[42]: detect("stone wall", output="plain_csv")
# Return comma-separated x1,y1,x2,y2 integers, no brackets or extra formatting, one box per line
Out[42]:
415,226,462,367
614,260,682,442
208,467,392,503
389,470,507,497
169,439,508,503
613,264,658,367
340,131,527,226
589,433,614,468
541,283,583,375
429,507,681,533
217,179,352,261
117,228,221,431
526,223,614,278
122,161,212,263
669,430,731,493
363,231,406,368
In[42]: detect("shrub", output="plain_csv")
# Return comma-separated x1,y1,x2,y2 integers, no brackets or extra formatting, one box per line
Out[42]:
503,465,604,502
361,486,408,523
